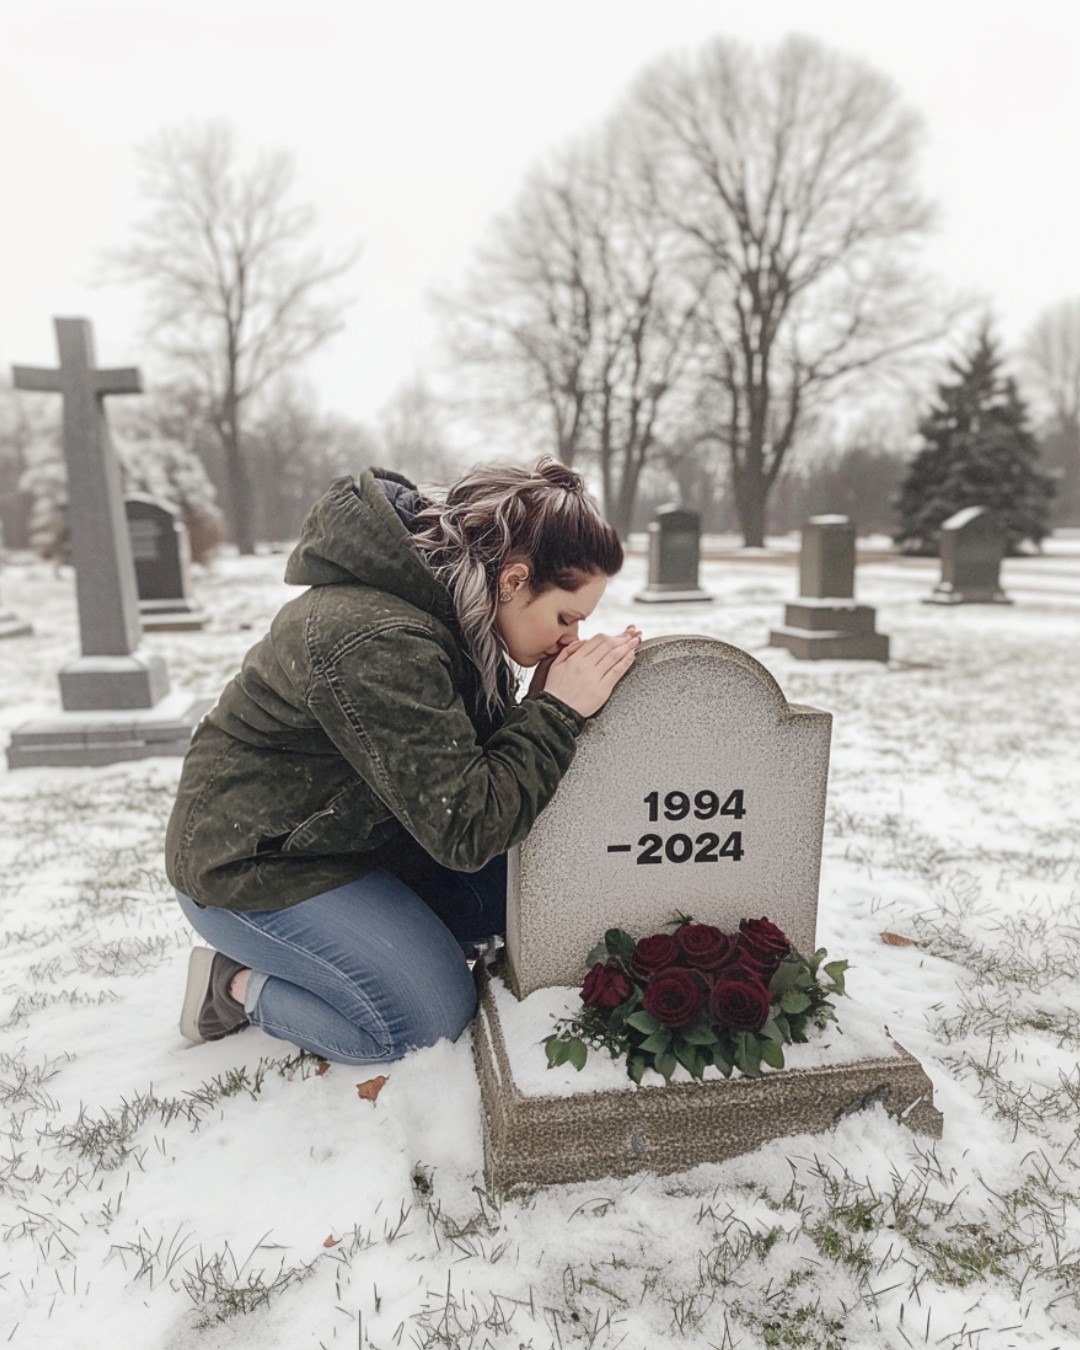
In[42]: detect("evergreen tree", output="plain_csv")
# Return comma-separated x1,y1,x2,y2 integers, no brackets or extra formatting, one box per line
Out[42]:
894,328,1055,553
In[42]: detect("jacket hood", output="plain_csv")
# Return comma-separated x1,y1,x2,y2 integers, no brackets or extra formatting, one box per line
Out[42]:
284,469,455,625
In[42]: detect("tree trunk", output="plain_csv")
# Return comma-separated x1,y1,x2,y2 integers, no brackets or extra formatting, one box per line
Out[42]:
221,391,256,555
734,441,768,547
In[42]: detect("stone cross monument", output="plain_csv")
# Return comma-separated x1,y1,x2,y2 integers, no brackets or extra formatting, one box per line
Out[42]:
8,318,210,767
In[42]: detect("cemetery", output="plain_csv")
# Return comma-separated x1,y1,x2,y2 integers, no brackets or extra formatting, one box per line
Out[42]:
2,10,1079,1348
2,482,1078,1344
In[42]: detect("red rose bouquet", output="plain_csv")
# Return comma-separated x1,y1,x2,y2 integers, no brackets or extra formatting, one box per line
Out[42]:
543,915,848,1083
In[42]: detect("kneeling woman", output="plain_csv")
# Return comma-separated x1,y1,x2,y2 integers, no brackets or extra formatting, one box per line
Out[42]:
168,458,640,1065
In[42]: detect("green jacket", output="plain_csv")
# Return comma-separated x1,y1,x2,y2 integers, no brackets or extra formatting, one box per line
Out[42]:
165,469,586,911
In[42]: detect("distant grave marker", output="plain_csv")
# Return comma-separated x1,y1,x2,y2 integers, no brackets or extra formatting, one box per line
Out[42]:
770,515,889,661
125,495,208,631
7,318,210,767
925,506,1012,605
635,505,712,604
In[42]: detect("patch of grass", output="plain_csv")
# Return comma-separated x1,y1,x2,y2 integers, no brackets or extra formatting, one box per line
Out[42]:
182,1232,318,1327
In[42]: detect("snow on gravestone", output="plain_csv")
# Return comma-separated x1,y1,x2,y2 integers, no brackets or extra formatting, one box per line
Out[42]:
506,635,832,997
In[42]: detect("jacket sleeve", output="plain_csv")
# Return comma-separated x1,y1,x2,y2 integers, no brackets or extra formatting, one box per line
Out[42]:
307,623,587,872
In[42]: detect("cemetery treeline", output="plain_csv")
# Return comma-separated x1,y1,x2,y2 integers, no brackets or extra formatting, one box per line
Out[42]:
894,328,1055,555
443,33,950,543
103,121,360,555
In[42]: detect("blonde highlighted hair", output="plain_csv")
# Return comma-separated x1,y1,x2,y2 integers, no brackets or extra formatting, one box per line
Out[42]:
411,458,623,717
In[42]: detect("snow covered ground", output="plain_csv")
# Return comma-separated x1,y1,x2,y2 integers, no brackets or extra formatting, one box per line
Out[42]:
1,537,1079,1349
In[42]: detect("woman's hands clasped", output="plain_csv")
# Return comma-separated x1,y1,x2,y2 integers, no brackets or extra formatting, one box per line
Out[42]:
530,625,642,718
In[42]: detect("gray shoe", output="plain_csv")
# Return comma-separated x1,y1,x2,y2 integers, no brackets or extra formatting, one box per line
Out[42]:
180,947,250,1044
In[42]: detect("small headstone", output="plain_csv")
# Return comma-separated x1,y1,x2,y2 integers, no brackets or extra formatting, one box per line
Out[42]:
125,495,209,631
473,637,941,1189
8,318,210,768
924,506,1012,605
634,505,712,604
769,515,889,661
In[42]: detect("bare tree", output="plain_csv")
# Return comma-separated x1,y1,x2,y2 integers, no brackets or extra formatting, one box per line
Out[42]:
104,120,358,553
1024,298,1080,522
631,35,954,545
377,377,467,486
442,125,710,534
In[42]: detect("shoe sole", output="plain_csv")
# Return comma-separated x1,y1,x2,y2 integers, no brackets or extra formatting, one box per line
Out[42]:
179,947,216,1043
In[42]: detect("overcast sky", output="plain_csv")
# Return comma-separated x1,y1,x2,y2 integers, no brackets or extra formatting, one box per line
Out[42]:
1,0,1077,429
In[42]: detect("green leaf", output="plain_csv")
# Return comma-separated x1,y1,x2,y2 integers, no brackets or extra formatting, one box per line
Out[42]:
675,1042,705,1079
545,1038,570,1068
566,1038,588,1072
654,1050,677,1082
733,1033,762,1078
627,1054,647,1085
625,1010,662,1034
639,1030,673,1056
681,1021,719,1047
709,1042,734,1077
767,960,801,997
585,943,608,967
605,928,636,959
780,991,812,1014
772,1012,791,1042
760,1039,785,1070
758,1013,786,1043
823,960,849,995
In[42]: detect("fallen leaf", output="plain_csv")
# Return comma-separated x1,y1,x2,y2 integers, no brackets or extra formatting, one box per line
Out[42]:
880,931,918,947
316,1060,331,1076
357,1075,388,1102
323,1234,339,1248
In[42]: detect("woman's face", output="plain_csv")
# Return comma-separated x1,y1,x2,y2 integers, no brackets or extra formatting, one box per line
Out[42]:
494,564,608,667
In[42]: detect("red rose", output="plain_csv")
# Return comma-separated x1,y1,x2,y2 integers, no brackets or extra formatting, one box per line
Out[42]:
675,923,737,971
630,933,681,976
730,947,777,982
642,968,702,1029
708,973,772,1031
581,962,633,1010
738,917,790,968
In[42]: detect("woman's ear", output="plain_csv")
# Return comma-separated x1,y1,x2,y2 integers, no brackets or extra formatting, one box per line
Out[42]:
498,561,531,596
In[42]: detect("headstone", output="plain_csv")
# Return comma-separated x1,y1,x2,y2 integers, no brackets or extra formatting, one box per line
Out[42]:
125,495,209,631
634,505,712,604
924,506,1012,605
473,637,941,1190
8,318,210,768
769,515,889,661
508,637,831,994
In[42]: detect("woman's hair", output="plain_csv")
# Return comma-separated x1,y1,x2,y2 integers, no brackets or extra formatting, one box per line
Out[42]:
410,458,623,716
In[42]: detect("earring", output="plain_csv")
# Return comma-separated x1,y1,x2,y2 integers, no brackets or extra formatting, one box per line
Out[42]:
499,589,513,603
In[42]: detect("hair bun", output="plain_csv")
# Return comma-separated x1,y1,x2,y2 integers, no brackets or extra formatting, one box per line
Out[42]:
535,457,585,495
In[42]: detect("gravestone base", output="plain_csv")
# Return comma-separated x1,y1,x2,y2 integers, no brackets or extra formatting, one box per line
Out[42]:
923,583,1012,606
473,966,942,1193
139,600,210,632
6,691,214,768
634,585,714,605
58,648,171,710
770,601,889,662
0,611,33,639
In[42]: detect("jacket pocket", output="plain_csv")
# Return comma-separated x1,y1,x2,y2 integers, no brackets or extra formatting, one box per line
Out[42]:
278,779,393,855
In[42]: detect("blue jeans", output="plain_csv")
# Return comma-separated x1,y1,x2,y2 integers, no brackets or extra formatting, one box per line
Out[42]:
175,855,506,1066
